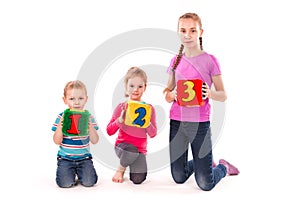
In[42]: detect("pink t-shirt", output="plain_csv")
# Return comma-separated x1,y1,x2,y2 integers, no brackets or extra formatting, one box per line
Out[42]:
167,52,222,122
106,102,157,154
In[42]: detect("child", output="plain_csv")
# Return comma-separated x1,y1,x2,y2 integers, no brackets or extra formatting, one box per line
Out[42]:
163,13,239,191
51,80,99,188
106,67,157,184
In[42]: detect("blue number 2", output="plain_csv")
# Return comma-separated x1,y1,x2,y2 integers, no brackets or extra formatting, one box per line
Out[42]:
133,107,146,127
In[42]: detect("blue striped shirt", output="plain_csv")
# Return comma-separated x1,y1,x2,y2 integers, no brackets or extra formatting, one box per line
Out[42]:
51,112,99,160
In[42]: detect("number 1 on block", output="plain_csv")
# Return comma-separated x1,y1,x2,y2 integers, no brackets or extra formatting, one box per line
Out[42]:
62,109,90,136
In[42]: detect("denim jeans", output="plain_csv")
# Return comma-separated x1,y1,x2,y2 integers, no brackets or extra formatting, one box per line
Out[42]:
56,157,98,188
169,119,226,191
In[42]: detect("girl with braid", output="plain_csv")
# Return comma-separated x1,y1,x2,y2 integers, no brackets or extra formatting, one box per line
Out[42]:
163,13,239,191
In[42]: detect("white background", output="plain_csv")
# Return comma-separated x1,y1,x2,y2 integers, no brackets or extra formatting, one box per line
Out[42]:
1,0,299,199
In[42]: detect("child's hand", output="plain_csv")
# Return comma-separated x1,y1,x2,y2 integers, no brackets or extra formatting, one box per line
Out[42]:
88,120,95,132
57,117,63,130
202,82,211,99
88,119,99,144
118,104,127,123
53,117,64,145
165,90,177,103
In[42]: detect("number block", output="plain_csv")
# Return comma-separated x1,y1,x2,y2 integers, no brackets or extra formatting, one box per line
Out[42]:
62,108,90,136
176,79,205,106
125,101,152,128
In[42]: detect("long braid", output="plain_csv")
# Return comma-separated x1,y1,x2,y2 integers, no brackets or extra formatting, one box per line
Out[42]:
163,44,184,93
164,12,203,96
199,37,203,50
172,44,184,71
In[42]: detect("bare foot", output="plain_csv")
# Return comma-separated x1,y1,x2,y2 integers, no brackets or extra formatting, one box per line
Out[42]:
112,166,126,183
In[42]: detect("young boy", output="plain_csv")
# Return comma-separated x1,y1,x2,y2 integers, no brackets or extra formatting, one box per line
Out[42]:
51,80,99,188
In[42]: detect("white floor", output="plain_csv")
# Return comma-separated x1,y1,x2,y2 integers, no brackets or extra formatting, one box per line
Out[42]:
6,130,296,200
34,161,243,200
2,1,300,199
4,139,298,200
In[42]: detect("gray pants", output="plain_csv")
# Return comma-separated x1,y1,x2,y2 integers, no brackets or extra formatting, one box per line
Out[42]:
115,142,147,184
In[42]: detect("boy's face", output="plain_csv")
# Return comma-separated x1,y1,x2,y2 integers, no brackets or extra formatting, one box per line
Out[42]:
63,88,88,110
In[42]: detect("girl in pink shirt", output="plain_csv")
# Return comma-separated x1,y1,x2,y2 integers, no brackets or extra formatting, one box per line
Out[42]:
106,67,157,184
163,13,239,191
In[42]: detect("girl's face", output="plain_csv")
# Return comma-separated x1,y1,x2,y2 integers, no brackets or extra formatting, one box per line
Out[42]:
63,88,88,110
178,18,203,49
126,76,146,101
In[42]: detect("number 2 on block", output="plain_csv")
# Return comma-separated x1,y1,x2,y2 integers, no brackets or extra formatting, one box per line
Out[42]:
133,107,146,127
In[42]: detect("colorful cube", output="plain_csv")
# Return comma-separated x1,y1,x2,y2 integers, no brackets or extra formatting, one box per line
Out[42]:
125,101,151,128
62,108,90,136
176,79,205,106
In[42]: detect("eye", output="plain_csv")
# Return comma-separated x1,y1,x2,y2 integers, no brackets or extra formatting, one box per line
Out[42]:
79,97,84,100
129,84,134,88
69,97,74,101
138,85,143,89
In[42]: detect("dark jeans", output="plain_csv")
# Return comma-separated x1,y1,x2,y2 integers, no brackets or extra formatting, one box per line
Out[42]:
169,119,226,191
56,157,98,188
115,143,147,184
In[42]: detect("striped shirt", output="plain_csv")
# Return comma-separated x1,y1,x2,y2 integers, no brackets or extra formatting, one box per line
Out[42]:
51,112,99,160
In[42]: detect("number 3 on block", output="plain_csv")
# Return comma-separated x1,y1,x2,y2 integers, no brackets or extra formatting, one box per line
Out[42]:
125,101,151,128
176,79,205,106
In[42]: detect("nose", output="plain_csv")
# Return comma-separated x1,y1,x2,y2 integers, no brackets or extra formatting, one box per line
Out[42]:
74,99,80,104
184,31,191,39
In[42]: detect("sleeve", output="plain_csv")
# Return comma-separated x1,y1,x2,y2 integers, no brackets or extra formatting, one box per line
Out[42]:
51,113,63,131
146,105,157,138
208,54,222,76
90,115,99,130
167,56,177,75
106,103,124,136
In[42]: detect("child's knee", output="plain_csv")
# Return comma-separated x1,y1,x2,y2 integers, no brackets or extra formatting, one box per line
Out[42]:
130,173,146,184
80,175,98,187
56,179,75,188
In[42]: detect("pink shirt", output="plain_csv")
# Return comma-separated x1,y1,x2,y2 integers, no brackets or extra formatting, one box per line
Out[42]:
167,52,222,122
106,102,157,154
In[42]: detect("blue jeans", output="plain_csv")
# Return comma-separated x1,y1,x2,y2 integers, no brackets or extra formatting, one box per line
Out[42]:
56,157,98,188
169,120,226,191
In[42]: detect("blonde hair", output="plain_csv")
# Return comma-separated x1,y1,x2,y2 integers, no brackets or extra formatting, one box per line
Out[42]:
124,67,148,97
63,80,87,97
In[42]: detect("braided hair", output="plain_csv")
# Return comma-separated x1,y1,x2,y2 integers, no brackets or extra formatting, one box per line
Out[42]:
164,13,204,93
172,12,203,71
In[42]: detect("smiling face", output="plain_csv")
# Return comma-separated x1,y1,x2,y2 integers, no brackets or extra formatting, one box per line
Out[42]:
63,88,88,110
178,17,203,49
126,76,146,101
123,67,148,101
